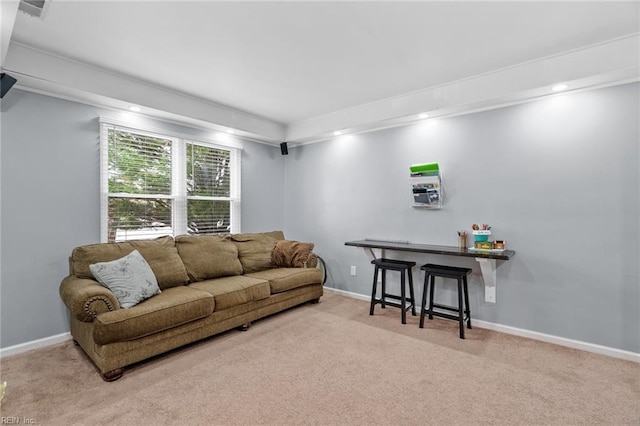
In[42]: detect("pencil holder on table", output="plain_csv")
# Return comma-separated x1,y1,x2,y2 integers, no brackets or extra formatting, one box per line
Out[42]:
473,230,491,242
458,234,468,250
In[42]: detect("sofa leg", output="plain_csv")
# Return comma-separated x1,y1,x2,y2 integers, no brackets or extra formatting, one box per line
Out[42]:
102,368,124,382
72,339,80,346
238,322,251,331
310,298,320,304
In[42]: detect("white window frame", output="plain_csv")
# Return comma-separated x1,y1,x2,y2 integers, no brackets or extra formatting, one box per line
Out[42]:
99,119,241,243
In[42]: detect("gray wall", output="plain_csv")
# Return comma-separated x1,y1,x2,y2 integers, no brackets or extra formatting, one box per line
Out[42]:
0,90,284,348
240,137,285,233
284,83,639,353
2,84,638,354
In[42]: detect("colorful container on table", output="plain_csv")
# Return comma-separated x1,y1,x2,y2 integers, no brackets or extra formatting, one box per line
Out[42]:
473,230,491,242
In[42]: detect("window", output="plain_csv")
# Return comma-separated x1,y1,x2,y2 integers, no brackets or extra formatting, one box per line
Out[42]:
186,142,234,235
100,122,241,242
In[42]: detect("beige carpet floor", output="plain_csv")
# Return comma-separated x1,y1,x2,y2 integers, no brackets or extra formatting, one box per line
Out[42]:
0,292,638,425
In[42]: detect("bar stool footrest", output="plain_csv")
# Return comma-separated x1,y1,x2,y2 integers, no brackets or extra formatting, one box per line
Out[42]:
428,310,466,322
431,303,463,314
427,303,470,321
373,294,415,312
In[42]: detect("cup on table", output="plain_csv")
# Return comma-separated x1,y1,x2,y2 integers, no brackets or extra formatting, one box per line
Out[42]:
458,234,468,250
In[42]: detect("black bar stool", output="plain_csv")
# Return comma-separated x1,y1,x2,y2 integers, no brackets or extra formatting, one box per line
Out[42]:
419,263,472,339
370,258,416,324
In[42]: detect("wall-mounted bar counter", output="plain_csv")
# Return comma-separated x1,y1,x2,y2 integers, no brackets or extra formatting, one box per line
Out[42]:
345,239,516,303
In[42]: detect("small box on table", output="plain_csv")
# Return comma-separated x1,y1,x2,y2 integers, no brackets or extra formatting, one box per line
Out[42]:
474,241,494,250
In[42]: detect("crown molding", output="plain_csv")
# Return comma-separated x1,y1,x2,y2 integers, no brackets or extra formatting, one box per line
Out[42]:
4,34,638,146
286,34,640,144
4,42,286,143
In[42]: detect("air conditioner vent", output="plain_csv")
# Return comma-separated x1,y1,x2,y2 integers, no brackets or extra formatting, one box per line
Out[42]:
18,0,48,18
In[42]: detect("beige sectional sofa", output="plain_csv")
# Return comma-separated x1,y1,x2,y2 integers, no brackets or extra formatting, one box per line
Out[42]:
59,231,323,381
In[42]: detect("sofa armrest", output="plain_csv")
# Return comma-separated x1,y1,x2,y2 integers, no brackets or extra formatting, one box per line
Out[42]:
60,276,120,322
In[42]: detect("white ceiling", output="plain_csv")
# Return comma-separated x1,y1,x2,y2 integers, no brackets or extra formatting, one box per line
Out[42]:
3,1,640,143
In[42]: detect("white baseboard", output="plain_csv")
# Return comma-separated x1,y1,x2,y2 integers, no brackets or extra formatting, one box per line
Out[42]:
472,320,640,363
326,286,371,302
323,286,640,363
0,332,71,358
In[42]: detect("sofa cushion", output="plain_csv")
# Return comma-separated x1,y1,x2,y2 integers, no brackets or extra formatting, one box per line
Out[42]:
231,231,284,273
175,234,243,281
189,275,270,311
89,250,162,309
71,236,189,290
93,286,214,345
272,240,315,268
246,268,323,294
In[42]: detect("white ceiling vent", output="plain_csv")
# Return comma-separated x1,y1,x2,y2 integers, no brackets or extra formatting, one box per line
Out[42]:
18,0,48,19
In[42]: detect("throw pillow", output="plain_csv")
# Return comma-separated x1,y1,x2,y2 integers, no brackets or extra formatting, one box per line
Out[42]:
72,236,189,290
272,240,315,268
89,250,161,309
231,231,284,273
175,234,243,281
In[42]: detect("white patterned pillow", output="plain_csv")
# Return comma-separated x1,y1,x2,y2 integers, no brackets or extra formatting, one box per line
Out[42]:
89,250,161,309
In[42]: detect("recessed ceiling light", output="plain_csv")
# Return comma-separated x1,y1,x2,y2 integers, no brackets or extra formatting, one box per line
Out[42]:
333,130,342,136
418,113,429,119
552,84,568,92
128,106,141,112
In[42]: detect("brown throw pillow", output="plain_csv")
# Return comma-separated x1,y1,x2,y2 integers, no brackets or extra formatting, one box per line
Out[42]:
231,231,284,273
272,240,314,268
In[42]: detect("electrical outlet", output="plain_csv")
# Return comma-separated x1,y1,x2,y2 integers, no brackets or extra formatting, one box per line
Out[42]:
485,287,496,303
350,265,357,276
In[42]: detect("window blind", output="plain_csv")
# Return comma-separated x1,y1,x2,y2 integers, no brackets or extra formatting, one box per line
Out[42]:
186,142,232,235
100,122,241,242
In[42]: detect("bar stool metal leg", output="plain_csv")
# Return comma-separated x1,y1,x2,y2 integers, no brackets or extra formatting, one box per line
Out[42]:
369,265,379,316
428,274,436,320
408,270,416,316
457,277,465,339
381,269,387,309
419,272,429,328
400,271,407,324
463,275,472,329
